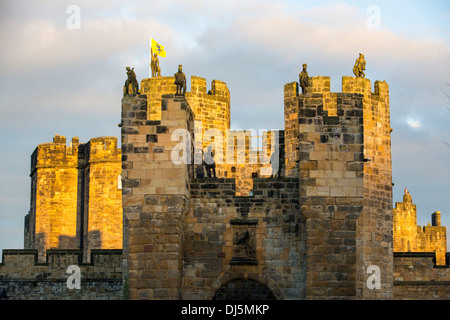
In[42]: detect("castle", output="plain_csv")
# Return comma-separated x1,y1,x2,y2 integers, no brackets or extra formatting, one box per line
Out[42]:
0,61,448,300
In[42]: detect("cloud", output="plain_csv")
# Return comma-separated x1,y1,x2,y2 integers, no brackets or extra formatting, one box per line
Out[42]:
406,116,422,129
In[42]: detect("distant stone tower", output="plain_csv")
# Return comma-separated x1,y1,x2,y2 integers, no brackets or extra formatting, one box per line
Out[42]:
26,135,122,262
393,188,447,265
27,135,80,262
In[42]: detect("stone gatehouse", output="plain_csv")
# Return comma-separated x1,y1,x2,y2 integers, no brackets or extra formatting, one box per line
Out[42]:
1,71,449,300
121,74,394,300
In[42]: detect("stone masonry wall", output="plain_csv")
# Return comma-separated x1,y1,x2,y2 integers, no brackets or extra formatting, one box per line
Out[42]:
213,130,283,196
284,81,300,177
393,253,450,299
121,93,194,300
296,90,366,299
140,76,177,121
393,192,418,252
183,177,302,299
189,76,230,149
2,250,448,299
81,137,122,262
284,76,338,177
0,249,122,300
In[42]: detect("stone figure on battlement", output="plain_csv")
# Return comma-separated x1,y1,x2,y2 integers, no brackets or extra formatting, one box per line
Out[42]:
124,66,139,95
299,63,309,94
151,48,161,77
204,146,216,178
195,150,205,178
353,53,366,78
270,150,280,179
174,64,186,95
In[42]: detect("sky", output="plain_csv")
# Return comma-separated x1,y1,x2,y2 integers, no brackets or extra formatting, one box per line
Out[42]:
0,0,449,251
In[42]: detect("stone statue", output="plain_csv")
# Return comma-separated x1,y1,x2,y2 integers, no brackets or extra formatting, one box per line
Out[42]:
124,67,139,95
204,146,216,178
270,150,280,179
233,230,255,257
174,64,186,95
195,150,205,178
353,53,366,78
150,48,161,77
299,63,309,94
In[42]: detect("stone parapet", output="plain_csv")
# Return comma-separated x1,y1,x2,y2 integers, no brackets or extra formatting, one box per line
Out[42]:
0,249,122,300
393,252,450,299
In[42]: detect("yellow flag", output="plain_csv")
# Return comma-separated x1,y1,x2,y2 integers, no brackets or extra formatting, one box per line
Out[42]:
151,38,166,57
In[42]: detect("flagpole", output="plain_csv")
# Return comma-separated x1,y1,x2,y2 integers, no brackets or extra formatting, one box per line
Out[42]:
150,38,153,77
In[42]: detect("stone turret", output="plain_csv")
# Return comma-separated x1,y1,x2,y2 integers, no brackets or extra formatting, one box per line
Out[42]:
393,188,447,265
26,135,122,262
432,211,441,227
285,75,393,299
121,93,194,299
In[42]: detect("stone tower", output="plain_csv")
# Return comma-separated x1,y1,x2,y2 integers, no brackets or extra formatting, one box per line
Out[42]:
393,188,447,265
121,93,193,299
284,76,393,299
27,135,80,262
26,135,122,262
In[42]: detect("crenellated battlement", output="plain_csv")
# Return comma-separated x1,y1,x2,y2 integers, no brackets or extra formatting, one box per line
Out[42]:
1,249,122,271
394,252,450,299
342,76,389,101
285,76,389,118
284,76,390,177
30,135,122,174
84,136,121,162
0,249,122,300
140,76,230,133
190,76,230,100
31,135,79,174
293,75,389,98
